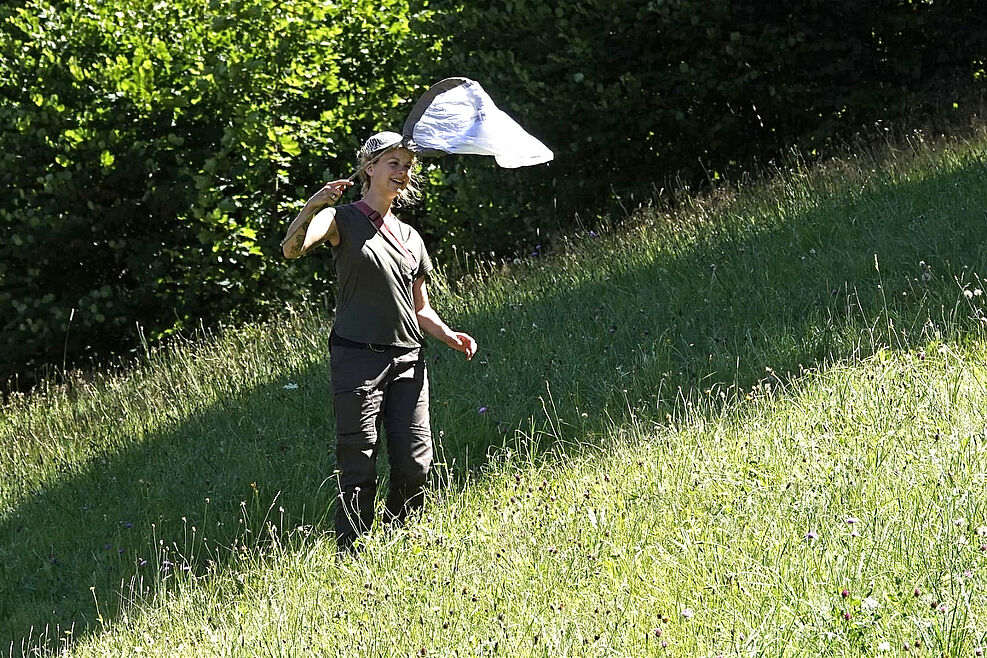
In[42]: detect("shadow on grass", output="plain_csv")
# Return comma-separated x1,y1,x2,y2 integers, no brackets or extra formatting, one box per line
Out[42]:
2,142,987,652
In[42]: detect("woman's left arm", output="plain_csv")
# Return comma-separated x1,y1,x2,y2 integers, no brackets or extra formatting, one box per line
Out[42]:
414,277,477,360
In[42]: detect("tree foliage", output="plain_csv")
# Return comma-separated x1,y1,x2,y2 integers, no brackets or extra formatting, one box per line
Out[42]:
1,0,985,387
416,0,987,255
0,0,431,385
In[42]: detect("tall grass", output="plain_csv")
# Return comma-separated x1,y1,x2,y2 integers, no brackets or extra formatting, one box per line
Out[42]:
3,125,987,655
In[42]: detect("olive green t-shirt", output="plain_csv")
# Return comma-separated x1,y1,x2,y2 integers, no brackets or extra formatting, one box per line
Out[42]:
330,203,433,348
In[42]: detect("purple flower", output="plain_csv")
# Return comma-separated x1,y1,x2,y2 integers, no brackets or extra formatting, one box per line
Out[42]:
806,531,818,540
478,406,488,414
123,522,133,529
589,231,599,238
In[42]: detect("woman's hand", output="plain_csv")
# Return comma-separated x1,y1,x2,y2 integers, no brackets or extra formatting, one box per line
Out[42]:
446,332,477,360
308,179,353,208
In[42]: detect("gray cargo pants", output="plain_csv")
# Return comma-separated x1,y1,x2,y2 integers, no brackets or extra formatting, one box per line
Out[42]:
329,343,432,551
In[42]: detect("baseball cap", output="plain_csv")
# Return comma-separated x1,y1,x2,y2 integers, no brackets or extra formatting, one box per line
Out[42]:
359,131,405,161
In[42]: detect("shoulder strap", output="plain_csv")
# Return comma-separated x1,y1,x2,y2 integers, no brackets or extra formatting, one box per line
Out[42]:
354,200,418,269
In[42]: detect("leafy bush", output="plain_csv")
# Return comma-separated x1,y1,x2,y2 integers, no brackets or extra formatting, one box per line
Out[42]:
0,0,431,385
2,0,985,387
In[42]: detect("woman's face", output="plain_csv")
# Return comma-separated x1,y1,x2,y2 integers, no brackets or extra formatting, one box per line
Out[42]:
367,148,415,198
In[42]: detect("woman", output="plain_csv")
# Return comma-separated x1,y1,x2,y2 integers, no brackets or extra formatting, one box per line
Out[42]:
281,131,477,552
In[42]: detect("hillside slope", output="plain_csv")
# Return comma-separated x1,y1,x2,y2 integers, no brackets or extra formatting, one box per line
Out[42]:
3,128,987,655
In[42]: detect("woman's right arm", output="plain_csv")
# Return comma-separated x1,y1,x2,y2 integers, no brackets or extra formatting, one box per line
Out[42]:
281,179,352,259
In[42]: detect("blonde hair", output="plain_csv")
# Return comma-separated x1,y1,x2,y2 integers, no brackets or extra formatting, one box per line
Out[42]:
356,146,422,208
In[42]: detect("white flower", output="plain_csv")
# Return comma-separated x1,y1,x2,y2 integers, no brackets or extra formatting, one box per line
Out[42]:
877,641,891,651
861,597,879,612
681,608,694,620
283,382,299,390
964,289,974,299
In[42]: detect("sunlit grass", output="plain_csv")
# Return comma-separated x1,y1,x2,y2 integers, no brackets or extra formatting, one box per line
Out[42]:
3,126,987,655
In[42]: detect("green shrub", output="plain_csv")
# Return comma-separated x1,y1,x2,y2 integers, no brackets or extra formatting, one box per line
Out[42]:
0,0,431,385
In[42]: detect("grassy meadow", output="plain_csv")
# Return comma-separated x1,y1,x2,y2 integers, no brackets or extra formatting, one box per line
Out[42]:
3,126,987,656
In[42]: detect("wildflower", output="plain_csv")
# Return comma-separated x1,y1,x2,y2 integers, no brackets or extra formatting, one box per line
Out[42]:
841,589,849,598
877,642,890,652
478,406,488,415
976,525,987,537
975,289,983,297
681,608,694,620
954,518,966,527
806,531,818,541
845,517,860,525
283,382,299,390
861,597,879,612
123,522,133,529
589,230,599,238
964,290,975,299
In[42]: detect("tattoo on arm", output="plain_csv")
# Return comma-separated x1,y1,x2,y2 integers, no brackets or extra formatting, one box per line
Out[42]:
290,233,304,256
